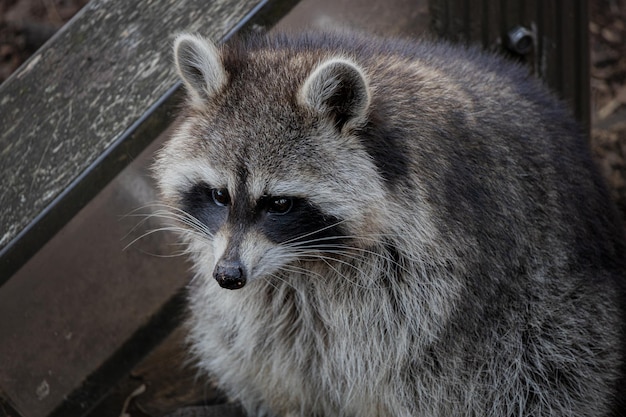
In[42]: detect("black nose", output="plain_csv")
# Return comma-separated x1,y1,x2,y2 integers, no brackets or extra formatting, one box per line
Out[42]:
213,261,246,290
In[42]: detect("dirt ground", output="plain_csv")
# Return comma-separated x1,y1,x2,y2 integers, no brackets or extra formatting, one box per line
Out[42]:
590,0,626,221
0,0,88,80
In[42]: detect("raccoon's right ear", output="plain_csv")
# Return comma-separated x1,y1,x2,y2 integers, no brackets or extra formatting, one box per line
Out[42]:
174,34,227,108
300,58,370,131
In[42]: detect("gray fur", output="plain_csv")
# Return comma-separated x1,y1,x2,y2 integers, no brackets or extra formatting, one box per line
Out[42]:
174,34,227,108
154,31,626,416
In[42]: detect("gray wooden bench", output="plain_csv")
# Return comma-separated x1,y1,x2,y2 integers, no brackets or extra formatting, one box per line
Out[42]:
0,1,298,416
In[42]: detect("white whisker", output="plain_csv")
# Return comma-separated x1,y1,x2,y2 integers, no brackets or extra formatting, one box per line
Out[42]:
122,202,213,256
279,219,349,246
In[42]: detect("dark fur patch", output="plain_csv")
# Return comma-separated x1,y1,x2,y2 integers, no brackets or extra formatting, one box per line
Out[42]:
180,182,228,235
358,108,411,188
259,198,346,249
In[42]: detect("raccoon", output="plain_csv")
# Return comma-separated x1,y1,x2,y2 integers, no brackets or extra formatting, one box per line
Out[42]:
153,31,626,417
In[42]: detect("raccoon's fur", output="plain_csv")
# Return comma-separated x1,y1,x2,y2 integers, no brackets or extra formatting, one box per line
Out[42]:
153,31,626,417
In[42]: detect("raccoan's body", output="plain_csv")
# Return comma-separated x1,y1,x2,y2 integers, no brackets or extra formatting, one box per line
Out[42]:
153,31,626,416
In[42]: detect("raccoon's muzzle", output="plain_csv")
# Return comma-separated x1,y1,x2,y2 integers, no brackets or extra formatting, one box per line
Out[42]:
213,259,246,290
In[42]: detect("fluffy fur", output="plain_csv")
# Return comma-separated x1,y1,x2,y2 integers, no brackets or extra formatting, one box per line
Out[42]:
153,31,626,416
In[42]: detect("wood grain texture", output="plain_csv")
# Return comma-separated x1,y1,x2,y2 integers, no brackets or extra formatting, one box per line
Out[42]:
0,0,299,282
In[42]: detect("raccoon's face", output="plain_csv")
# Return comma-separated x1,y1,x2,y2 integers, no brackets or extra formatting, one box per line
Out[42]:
154,34,388,290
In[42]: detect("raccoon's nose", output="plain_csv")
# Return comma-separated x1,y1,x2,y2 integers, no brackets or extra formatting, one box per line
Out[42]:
213,260,246,290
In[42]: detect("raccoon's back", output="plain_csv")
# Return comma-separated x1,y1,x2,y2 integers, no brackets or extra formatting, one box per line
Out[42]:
250,32,626,266
329,33,626,273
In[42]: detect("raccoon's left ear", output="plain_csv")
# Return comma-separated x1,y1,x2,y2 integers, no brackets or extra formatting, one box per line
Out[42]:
174,34,227,108
299,58,370,131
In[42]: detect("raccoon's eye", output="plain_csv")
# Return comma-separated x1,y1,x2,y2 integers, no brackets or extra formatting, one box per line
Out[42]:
267,197,293,215
212,188,231,206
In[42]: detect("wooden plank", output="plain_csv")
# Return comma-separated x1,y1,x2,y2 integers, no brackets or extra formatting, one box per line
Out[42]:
0,135,190,417
0,0,300,284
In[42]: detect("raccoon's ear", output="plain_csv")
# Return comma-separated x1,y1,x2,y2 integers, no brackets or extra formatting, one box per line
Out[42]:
174,34,227,107
300,58,370,130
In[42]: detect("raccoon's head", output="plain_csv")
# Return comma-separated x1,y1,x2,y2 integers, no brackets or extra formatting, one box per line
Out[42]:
154,34,391,290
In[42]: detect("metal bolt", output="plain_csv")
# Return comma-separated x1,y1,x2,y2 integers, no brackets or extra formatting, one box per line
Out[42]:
506,26,534,55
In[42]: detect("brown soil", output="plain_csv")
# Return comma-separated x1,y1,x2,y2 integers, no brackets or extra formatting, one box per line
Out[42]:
0,0,88,81
590,0,626,222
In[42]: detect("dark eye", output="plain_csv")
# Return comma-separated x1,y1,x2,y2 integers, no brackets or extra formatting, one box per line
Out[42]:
212,188,230,206
267,197,293,214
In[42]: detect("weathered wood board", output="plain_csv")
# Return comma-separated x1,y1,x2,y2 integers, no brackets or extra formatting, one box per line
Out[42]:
0,0,298,284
